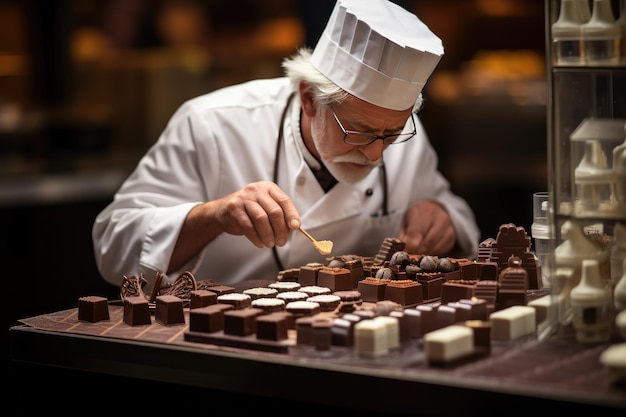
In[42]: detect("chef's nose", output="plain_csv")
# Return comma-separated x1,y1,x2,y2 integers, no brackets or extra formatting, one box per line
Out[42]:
359,140,385,162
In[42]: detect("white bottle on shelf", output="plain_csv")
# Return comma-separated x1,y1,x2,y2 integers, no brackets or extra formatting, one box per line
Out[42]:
612,123,626,207
581,0,621,66
552,0,588,65
617,0,626,64
615,258,626,311
554,220,611,324
570,258,613,343
574,139,611,214
611,222,626,285
575,0,592,21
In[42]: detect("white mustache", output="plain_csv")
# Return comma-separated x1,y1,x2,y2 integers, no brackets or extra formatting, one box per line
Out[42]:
329,152,382,167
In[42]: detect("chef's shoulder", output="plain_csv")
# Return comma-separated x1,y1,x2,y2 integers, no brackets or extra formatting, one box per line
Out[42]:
177,77,293,116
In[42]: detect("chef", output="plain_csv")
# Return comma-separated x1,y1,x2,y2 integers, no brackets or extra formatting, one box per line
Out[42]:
92,0,480,288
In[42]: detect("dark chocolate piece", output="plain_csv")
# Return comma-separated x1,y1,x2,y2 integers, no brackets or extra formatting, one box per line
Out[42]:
155,295,185,325
312,317,333,350
123,296,151,326
78,296,110,323
256,312,290,341
189,289,217,309
188,303,233,333
223,308,265,336
316,267,353,291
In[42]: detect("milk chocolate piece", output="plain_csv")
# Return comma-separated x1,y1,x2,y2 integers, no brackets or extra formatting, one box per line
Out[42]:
458,297,489,321
357,278,389,302
223,308,264,336
317,267,353,291
298,263,324,286
256,312,290,341
416,304,439,334
463,319,492,352
205,285,236,296
473,280,498,314
312,317,333,350
189,290,217,309
155,295,185,325
440,280,477,304
189,303,233,333
389,310,411,344
415,273,444,300
333,290,362,304
78,296,110,323
123,296,151,326
403,308,423,338
385,280,423,306
373,237,406,265
295,316,314,345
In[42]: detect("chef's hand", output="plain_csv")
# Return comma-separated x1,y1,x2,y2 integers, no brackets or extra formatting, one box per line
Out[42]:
214,181,301,248
398,200,456,256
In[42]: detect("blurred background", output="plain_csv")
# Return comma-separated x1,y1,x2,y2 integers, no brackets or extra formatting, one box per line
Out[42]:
2,0,547,376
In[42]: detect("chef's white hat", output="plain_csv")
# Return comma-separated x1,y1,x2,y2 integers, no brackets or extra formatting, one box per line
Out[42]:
311,0,444,111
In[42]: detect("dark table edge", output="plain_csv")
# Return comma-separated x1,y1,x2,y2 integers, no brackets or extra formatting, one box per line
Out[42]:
10,325,626,414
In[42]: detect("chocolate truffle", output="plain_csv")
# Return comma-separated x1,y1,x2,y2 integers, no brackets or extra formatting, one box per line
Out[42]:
78,296,110,323
123,296,151,326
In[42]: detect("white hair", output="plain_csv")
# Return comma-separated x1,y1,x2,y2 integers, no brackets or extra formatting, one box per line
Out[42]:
282,47,424,111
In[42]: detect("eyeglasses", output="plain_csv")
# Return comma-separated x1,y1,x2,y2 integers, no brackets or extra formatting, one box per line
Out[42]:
329,106,417,146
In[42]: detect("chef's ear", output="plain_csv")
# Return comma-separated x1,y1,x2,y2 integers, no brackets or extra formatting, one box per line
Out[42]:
298,81,318,117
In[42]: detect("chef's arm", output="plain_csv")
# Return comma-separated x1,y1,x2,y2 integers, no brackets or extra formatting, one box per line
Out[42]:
168,181,301,273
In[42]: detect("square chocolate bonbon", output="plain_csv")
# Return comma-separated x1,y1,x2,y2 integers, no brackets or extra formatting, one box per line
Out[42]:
78,296,110,323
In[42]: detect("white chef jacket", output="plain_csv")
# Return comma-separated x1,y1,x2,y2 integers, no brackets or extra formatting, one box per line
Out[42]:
93,77,480,287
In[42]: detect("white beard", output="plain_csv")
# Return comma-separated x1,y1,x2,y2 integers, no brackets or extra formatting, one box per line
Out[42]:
310,110,382,185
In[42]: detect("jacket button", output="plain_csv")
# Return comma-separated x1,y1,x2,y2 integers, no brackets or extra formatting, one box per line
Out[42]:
297,176,306,186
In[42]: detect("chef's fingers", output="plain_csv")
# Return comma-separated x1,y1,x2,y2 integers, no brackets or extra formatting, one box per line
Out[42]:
254,184,300,247
399,201,455,256
235,182,300,248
